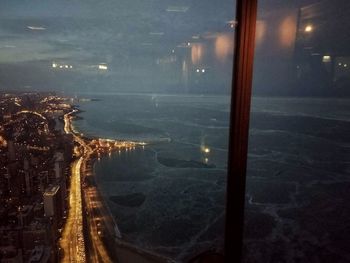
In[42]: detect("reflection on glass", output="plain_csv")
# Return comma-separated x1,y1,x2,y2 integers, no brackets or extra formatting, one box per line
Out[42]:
215,34,234,62
0,0,235,262
245,0,350,262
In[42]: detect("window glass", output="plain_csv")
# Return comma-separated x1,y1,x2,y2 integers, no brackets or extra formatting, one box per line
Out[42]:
244,1,350,262
0,0,236,262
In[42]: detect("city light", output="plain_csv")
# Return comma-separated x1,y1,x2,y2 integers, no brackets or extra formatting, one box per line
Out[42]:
52,63,57,68
0,135,7,147
202,69,206,73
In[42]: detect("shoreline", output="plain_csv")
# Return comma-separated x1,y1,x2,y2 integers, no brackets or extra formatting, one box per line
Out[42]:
65,107,175,263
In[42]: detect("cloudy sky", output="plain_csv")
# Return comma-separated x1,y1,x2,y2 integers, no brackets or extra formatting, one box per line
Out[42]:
0,0,316,94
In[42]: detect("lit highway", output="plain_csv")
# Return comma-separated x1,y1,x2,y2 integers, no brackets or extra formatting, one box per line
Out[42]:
62,109,146,262
59,157,86,263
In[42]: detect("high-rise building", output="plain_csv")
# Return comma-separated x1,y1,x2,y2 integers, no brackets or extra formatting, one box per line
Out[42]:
7,140,16,161
23,159,33,196
43,185,63,221
53,152,64,179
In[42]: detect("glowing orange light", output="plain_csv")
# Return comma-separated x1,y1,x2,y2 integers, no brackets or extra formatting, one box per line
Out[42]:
279,16,297,48
191,44,203,65
215,34,233,62
255,20,267,46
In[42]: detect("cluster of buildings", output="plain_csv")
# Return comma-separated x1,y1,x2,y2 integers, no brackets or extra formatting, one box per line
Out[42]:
0,92,74,262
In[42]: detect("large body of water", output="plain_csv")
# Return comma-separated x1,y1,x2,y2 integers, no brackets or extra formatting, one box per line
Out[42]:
73,94,350,262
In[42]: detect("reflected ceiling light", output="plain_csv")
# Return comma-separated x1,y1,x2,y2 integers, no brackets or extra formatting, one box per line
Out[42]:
202,69,205,73
215,33,234,62
279,16,296,48
304,25,313,33
344,64,348,68
322,55,331,63
3,45,16,48
149,32,164,36
166,6,189,12
191,44,203,65
27,26,46,31
196,69,200,73
52,63,57,68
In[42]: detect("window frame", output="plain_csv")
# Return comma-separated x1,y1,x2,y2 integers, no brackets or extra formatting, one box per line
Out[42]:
225,0,258,262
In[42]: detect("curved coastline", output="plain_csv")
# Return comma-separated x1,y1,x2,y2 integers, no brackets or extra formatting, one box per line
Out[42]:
67,108,176,263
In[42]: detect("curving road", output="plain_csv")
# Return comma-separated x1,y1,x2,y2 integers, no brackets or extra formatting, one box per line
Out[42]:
62,110,114,263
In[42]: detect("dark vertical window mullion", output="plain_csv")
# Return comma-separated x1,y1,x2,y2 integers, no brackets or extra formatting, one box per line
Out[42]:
225,0,258,262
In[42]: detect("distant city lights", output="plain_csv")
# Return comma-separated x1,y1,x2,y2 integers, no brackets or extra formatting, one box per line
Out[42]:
52,62,73,70
98,64,108,70
204,147,210,153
